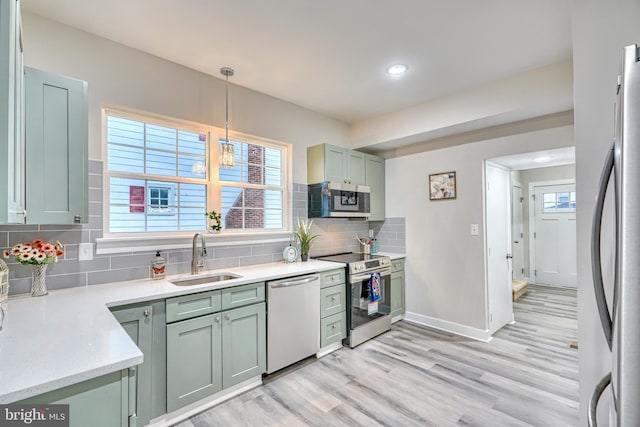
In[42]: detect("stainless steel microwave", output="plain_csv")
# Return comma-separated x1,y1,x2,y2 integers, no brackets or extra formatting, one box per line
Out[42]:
308,181,370,218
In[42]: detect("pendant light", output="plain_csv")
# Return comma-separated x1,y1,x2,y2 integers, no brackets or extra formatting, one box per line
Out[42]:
220,67,235,168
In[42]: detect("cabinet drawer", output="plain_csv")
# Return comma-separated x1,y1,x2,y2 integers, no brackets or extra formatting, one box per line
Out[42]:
320,284,346,318
391,259,405,273
166,290,221,323
221,282,265,310
320,269,346,288
320,312,346,348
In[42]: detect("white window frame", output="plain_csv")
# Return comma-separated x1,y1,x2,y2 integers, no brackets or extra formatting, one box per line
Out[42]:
97,106,292,254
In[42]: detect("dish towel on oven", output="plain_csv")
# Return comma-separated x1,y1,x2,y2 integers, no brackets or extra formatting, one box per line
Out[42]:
368,272,381,302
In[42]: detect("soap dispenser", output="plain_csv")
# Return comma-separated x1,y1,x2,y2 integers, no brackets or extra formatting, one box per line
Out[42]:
152,251,166,280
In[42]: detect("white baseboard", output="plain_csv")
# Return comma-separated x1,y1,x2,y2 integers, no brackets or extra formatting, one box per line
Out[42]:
404,311,493,342
148,376,262,427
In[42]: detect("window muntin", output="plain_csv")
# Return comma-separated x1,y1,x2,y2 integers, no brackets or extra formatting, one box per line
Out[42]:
105,110,287,234
542,191,576,213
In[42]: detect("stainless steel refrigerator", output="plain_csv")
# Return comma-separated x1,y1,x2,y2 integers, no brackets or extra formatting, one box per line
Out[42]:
589,43,640,427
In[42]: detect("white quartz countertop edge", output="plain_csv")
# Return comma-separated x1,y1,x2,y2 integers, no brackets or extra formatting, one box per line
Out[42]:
0,259,344,403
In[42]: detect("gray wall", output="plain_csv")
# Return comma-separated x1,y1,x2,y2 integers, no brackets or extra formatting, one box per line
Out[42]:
572,0,640,425
385,125,573,334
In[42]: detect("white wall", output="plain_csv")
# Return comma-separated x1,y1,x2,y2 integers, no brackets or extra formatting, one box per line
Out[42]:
21,13,350,184
572,1,640,425
385,125,573,336
351,60,573,151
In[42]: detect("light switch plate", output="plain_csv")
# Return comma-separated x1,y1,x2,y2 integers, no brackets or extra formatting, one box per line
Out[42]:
79,243,94,261
470,224,480,236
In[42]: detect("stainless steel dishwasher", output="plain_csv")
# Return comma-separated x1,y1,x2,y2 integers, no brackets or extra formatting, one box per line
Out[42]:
267,274,320,374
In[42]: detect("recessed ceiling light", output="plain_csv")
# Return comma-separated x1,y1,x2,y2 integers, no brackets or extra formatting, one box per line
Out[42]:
386,64,408,76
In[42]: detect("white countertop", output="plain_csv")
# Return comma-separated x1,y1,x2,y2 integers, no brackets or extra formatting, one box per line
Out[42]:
0,259,344,403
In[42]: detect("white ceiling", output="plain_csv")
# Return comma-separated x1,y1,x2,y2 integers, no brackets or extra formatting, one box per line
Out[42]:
490,146,575,170
21,0,573,124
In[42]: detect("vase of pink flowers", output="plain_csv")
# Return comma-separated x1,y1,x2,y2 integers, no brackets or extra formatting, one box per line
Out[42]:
3,240,65,297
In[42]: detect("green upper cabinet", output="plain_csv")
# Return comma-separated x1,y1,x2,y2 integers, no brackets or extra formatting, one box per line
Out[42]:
365,154,385,221
307,143,366,185
0,0,25,224
24,66,88,224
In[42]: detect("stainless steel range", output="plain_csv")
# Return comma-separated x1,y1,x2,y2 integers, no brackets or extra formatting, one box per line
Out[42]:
315,253,392,348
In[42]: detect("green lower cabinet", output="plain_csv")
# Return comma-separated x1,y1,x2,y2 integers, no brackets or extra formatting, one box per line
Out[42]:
111,301,166,427
390,270,405,319
222,302,266,388
320,311,346,347
166,301,267,413
166,313,222,412
20,370,129,427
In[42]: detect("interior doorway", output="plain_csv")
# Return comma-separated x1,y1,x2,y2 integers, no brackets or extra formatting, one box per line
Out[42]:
485,147,576,335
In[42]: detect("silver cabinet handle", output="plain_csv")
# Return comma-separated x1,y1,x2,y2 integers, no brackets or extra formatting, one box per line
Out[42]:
215,316,220,323
225,314,230,321
331,296,336,301
74,214,81,223
143,309,150,317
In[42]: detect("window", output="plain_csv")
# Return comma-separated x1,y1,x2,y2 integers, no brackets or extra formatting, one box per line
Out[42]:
219,139,284,230
543,191,576,213
105,110,288,234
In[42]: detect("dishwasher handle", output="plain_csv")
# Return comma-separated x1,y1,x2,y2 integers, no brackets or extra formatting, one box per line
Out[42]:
270,274,319,288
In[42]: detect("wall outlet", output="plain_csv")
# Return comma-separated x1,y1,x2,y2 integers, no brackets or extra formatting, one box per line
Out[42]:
368,229,374,238
470,224,480,236
79,243,94,261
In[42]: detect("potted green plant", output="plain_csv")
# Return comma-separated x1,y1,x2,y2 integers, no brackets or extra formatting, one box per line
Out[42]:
205,210,222,233
293,218,318,261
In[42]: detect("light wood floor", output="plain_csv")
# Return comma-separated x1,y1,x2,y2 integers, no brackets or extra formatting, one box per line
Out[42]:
175,284,578,427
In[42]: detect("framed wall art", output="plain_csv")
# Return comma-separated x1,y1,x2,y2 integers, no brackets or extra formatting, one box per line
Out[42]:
429,171,456,200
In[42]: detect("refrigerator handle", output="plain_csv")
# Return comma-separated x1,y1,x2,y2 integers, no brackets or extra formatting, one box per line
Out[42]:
588,372,612,427
590,144,615,350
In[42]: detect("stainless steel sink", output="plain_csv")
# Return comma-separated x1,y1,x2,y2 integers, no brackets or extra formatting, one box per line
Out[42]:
170,273,241,286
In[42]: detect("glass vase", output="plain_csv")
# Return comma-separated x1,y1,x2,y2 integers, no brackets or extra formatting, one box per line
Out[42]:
31,264,48,297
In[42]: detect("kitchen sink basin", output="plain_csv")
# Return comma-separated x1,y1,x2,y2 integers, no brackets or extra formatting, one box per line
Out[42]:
170,273,241,286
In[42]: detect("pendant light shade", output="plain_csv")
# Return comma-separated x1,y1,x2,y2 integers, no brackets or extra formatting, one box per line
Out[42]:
220,67,235,168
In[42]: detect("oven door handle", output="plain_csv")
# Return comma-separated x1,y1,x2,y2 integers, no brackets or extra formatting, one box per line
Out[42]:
351,269,391,282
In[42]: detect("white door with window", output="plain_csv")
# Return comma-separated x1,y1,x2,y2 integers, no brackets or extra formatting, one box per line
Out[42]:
511,183,525,280
532,183,577,287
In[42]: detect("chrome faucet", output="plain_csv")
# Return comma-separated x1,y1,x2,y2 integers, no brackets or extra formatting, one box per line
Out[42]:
191,233,207,274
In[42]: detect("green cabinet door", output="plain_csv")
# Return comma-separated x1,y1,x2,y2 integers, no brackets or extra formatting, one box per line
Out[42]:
324,144,348,183
24,66,88,224
390,271,405,319
20,370,129,427
166,313,222,412
347,150,366,185
221,302,266,388
365,154,385,221
111,304,154,427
